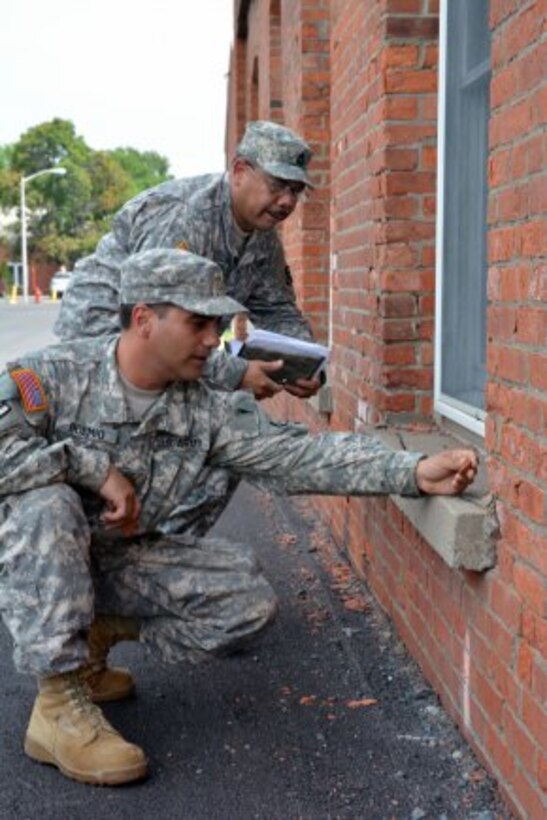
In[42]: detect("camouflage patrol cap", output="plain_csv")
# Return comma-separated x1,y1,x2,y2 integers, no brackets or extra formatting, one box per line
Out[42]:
236,120,313,186
120,248,247,317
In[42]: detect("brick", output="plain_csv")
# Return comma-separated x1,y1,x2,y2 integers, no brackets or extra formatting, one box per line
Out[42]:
500,422,541,474
496,506,547,576
528,174,547,215
487,344,529,384
529,353,547,392
382,96,419,120
382,367,432,390
491,62,520,109
515,480,544,525
538,754,547,792
383,195,419,218
516,640,534,687
385,69,437,94
490,100,534,148
421,145,436,169
490,0,523,29
376,243,417,268
381,44,419,68
386,123,437,144
489,147,512,186
489,227,519,262
378,391,416,412
381,270,434,291
386,17,438,39
522,689,547,756
520,219,545,257
510,767,546,820
381,343,416,365
379,293,416,317
385,171,436,195
482,721,516,782
385,0,422,12
502,2,545,64
515,307,547,346
504,706,538,775
513,562,546,616
489,577,522,632
382,147,419,171
531,652,546,703
488,305,518,342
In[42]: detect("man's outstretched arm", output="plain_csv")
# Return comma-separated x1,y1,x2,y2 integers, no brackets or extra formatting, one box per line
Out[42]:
208,392,478,499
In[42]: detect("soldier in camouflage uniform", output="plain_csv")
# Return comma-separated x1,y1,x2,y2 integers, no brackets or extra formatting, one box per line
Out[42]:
0,249,478,786
55,120,321,401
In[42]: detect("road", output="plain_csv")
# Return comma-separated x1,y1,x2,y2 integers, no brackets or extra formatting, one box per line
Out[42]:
0,299,61,368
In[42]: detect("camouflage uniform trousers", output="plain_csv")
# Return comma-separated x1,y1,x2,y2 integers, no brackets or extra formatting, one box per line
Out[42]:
0,484,278,678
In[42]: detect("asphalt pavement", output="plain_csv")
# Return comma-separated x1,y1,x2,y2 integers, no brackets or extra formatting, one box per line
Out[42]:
0,484,511,819
0,299,511,818
0,299,60,368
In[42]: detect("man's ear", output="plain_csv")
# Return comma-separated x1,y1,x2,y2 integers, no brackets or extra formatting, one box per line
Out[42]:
231,157,249,185
133,303,153,338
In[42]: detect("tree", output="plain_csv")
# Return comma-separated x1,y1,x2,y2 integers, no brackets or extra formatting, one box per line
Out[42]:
0,119,172,267
110,147,170,198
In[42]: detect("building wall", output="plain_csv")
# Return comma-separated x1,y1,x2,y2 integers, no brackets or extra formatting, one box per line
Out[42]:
226,1,546,817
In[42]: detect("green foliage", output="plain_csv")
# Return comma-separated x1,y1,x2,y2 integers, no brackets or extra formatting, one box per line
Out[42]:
110,148,170,198
0,145,13,170
0,119,172,267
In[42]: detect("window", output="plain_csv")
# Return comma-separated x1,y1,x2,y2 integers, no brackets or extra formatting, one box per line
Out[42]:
435,0,491,435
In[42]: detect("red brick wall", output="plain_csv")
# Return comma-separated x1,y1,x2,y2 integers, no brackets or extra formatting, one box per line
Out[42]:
279,0,331,343
484,1,546,815
227,1,546,816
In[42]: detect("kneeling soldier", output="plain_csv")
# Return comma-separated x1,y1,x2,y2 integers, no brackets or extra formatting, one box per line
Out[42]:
0,249,477,785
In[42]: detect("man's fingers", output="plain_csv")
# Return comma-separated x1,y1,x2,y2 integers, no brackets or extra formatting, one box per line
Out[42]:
457,453,478,479
261,359,284,372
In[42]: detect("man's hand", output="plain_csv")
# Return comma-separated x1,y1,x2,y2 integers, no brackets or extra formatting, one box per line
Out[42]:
284,376,322,399
99,465,141,535
416,449,478,496
239,360,285,400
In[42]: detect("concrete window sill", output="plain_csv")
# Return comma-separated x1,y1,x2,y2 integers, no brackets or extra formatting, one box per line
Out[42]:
371,427,498,572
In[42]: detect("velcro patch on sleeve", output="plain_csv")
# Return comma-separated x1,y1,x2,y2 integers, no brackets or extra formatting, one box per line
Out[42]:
10,368,48,413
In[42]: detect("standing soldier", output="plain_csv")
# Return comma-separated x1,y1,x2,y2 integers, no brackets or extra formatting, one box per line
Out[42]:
55,121,321,401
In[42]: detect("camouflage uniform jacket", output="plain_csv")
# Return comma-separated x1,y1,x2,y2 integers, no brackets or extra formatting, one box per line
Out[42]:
0,338,423,536
54,174,313,390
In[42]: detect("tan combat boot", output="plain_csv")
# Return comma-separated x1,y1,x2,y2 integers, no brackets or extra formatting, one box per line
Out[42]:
82,615,139,703
24,670,148,785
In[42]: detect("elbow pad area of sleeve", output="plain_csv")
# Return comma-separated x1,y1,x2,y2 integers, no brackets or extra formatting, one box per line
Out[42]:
227,391,271,438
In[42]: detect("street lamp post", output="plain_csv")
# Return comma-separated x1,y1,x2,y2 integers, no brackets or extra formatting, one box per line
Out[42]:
20,167,66,302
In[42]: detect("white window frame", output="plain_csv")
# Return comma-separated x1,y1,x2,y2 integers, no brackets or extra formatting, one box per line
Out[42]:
434,0,488,437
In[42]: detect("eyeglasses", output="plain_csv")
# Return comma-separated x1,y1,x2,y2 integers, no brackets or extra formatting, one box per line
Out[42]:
247,164,308,200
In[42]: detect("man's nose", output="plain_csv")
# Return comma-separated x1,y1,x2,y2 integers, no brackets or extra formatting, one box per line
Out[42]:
203,322,221,348
276,189,298,208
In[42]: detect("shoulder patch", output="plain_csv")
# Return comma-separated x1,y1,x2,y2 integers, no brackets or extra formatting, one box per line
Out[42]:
10,368,48,413
176,240,190,251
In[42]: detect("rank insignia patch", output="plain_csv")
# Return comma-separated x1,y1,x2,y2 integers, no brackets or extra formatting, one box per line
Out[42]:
10,368,48,413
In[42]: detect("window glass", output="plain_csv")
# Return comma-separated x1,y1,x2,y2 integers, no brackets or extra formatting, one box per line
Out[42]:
439,0,491,415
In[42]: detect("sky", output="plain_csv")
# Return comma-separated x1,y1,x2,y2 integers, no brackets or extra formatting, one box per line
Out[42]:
1,0,234,177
